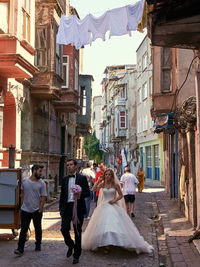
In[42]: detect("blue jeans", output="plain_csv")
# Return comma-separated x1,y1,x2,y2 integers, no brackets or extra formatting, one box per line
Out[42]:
85,190,93,218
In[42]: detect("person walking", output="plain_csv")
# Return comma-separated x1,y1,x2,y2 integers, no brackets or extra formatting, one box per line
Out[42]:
82,169,153,254
94,162,106,206
137,167,145,193
14,165,47,256
59,159,90,265
120,166,139,217
81,162,95,219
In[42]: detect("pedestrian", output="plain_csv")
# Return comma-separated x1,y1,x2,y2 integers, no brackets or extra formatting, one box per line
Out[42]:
81,162,95,219
120,166,139,217
14,165,47,256
137,167,145,193
94,161,106,206
82,169,153,254
59,159,90,265
91,162,99,176
114,165,118,179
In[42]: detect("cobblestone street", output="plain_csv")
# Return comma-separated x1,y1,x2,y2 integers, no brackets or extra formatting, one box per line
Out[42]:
1,186,200,267
0,187,160,267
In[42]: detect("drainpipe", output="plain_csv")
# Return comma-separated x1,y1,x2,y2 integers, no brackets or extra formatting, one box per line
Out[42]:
47,100,50,178
195,52,200,230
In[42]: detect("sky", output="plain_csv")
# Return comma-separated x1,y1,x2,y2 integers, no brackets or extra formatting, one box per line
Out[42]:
70,0,146,96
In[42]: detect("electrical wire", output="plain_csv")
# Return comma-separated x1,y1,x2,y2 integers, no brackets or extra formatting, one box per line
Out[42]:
170,55,198,112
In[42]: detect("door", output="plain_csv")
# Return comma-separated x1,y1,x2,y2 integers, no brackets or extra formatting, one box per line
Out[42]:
171,132,179,198
146,146,152,179
154,145,160,180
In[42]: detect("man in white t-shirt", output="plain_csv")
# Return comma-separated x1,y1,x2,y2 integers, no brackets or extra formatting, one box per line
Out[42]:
120,166,139,217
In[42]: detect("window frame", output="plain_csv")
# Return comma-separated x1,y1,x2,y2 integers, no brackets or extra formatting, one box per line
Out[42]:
74,59,79,90
142,52,148,71
142,82,148,100
62,55,69,88
0,1,9,33
22,0,31,42
119,110,126,129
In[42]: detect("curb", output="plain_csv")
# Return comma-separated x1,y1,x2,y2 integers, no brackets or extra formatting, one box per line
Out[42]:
44,199,59,211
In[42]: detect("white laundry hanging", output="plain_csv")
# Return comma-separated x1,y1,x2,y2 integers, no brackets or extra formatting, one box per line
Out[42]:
109,6,130,38
126,0,145,31
56,0,145,49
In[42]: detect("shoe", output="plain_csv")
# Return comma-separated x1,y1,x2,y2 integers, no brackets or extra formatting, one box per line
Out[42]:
72,257,79,264
14,248,23,256
35,244,41,251
131,213,135,217
67,247,73,258
85,216,90,220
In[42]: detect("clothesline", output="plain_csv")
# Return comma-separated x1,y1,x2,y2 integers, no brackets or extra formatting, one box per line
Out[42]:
56,0,145,50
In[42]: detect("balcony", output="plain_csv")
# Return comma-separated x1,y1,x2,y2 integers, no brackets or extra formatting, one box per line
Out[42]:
31,72,62,100
0,35,37,79
114,98,126,107
54,89,80,112
147,0,200,50
152,92,176,114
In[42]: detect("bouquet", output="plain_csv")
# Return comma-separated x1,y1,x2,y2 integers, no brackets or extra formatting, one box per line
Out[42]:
70,184,82,196
70,184,82,235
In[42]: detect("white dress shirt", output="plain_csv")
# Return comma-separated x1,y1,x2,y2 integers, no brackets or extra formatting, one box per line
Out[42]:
67,175,76,203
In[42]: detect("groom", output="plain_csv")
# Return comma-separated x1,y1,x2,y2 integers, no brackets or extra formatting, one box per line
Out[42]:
59,159,90,264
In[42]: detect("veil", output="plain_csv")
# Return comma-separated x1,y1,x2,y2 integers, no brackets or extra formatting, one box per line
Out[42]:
97,168,126,210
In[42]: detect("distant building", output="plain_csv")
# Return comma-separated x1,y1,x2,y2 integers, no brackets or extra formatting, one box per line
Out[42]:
100,65,137,174
92,96,102,140
136,35,165,185
76,74,94,161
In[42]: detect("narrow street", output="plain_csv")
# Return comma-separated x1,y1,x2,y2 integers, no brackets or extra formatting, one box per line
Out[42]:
1,186,200,267
0,187,161,267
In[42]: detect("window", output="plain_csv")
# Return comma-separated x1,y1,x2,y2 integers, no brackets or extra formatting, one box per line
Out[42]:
138,88,142,103
137,117,142,133
62,55,69,88
149,76,152,95
119,111,126,129
80,86,86,115
75,59,78,90
35,27,47,66
161,47,172,92
120,86,126,99
148,45,152,64
142,52,147,71
137,59,142,77
0,2,8,33
22,0,30,42
143,115,148,131
142,82,148,100
56,43,61,76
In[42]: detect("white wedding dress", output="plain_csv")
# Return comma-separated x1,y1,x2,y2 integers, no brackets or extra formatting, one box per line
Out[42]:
82,188,154,254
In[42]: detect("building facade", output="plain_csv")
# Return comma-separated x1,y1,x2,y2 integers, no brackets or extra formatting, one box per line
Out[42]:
92,95,102,140
76,74,93,162
100,65,138,175
136,35,165,185
0,0,37,168
151,45,197,226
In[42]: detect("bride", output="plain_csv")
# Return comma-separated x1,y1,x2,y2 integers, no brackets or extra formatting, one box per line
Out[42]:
82,169,154,254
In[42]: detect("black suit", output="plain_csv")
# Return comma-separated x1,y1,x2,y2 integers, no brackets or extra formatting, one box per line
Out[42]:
59,173,90,259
